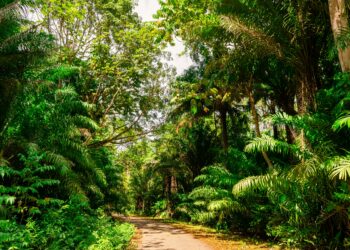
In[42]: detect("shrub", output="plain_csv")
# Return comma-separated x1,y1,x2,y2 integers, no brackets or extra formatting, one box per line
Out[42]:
0,196,134,250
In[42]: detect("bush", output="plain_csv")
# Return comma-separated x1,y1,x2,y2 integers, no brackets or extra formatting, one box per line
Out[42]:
0,219,36,250
0,196,134,250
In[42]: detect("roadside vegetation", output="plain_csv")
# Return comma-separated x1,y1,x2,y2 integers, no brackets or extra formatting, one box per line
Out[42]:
0,0,163,248
121,1,350,249
1,0,350,249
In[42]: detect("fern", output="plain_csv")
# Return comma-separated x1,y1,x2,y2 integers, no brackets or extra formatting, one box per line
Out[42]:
189,186,230,200
45,151,73,175
194,164,238,188
290,156,320,179
71,115,99,131
0,165,18,178
232,173,275,196
268,112,304,129
0,195,16,205
191,211,217,224
328,156,350,181
183,162,244,226
55,86,79,100
207,198,244,213
0,149,62,218
42,65,81,83
269,113,331,145
245,135,306,160
333,112,350,131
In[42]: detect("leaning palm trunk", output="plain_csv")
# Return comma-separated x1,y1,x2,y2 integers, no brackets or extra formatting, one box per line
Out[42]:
329,0,350,72
247,84,273,170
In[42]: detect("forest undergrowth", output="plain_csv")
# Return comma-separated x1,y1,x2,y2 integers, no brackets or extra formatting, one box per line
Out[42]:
2,0,350,249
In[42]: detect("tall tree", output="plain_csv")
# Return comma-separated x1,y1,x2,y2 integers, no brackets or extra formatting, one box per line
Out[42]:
0,0,51,132
328,0,350,72
220,0,331,114
37,0,168,147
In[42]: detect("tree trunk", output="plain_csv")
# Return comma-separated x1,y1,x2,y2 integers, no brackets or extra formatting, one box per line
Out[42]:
293,3,320,114
329,0,350,72
248,86,273,170
269,100,279,139
164,175,173,217
219,108,229,152
296,71,318,150
279,96,297,144
296,64,318,114
170,175,177,194
285,125,296,144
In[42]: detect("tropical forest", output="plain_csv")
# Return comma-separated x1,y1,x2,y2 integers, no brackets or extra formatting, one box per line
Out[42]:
1,0,350,249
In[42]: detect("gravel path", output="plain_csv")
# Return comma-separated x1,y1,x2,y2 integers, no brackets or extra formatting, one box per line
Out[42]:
127,216,213,250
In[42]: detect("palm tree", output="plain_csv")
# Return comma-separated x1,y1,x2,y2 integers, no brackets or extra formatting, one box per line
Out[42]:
221,0,332,114
0,0,51,136
233,113,350,247
328,0,350,72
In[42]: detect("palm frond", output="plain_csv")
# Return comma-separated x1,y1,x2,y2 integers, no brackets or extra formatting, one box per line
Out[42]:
290,156,320,179
267,112,311,131
189,186,229,200
195,164,237,188
87,184,104,200
71,115,99,131
221,15,282,57
54,86,78,100
0,195,16,205
245,135,305,160
207,198,244,213
329,156,350,181
191,211,217,224
233,173,275,197
333,112,350,131
45,151,73,175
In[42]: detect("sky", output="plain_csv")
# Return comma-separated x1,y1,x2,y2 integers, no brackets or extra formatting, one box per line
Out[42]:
134,0,193,75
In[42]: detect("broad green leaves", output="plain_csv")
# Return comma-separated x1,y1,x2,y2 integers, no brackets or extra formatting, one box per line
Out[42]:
329,156,350,181
245,135,306,160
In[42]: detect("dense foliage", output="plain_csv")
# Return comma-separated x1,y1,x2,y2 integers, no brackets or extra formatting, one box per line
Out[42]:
3,0,350,249
0,0,165,248
120,0,350,249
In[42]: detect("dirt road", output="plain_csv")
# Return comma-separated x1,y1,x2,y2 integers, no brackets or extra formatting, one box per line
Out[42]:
127,216,212,250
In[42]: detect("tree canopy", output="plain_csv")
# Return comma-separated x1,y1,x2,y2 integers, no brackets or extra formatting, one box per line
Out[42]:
2,0,350,249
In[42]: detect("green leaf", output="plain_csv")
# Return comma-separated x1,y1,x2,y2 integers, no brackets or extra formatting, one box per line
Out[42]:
0,196,16,205
190,99,198,114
